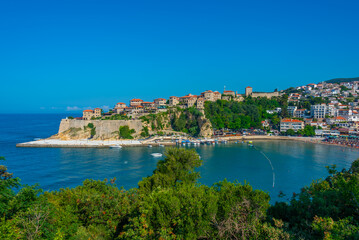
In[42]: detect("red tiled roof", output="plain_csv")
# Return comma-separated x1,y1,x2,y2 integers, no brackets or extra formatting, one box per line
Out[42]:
131,99,143,102
83,110,93,112
334,116,346,120
117,102,125,105
246,86,252,88
281,118,303,123
223,90,234,92
155,98,166,101
94,108,101,110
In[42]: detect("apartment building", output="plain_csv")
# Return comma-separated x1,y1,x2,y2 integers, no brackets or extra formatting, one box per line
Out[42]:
280,118,304,132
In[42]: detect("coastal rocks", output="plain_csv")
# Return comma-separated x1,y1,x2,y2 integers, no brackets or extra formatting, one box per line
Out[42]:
50,127,91,140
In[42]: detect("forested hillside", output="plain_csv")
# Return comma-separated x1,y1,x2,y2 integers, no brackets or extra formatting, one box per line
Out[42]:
204,96,288,130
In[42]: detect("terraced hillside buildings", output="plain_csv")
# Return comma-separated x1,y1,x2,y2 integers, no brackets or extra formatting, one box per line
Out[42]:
82,86,278,119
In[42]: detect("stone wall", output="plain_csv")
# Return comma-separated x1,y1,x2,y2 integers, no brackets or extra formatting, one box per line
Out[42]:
252,92,280,98
58,119,143,140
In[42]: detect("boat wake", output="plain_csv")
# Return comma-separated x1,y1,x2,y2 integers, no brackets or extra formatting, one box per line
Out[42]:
253,146,275,188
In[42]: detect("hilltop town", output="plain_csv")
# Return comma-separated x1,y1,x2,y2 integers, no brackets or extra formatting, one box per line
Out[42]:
80,86,279,120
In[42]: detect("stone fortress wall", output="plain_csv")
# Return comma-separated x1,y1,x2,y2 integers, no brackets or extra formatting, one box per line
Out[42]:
58,119,143,139
251,91,280,98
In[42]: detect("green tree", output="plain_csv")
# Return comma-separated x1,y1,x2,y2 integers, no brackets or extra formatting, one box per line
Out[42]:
119,125,136,139
138,148,202,193
285,129,295,136
303,125,315,136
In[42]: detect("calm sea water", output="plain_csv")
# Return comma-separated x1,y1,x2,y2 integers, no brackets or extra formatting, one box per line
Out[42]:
1,114,358,203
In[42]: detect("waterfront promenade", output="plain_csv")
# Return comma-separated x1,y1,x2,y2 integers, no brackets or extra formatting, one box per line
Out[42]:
16,136,324,148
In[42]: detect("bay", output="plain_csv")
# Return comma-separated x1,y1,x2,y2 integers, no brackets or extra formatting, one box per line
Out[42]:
1,114,358,203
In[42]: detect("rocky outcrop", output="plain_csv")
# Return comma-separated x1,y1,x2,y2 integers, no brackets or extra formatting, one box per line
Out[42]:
198,116,213,138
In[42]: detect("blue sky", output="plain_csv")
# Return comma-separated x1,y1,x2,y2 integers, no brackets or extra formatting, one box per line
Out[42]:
1,0,359,113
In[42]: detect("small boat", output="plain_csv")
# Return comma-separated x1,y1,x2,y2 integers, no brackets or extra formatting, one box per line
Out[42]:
110,145,122,148
159,144,165,147
151,153,163,157
148,144,153,148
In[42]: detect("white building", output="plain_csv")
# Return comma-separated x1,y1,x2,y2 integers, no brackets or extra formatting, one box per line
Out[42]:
280,118,304,132
311,104,327,119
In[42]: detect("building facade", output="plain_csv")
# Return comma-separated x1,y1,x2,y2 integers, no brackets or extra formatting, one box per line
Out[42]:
280,118,304,132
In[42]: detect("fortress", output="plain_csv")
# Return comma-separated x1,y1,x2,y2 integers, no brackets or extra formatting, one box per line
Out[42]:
244,86,280,98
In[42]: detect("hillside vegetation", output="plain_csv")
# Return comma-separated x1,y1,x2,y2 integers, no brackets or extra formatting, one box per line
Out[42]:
204,96,288,130
325,77,359,84
140,107,212,137
1,151,359,239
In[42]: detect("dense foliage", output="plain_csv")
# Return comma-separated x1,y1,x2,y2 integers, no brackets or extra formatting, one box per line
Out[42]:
204,96,288,130
171,107,203,136
118,125,135,139
1,150,359,239
285,125,316,137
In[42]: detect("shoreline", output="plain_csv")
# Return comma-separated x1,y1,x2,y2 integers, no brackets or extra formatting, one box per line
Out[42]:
16,136,325,148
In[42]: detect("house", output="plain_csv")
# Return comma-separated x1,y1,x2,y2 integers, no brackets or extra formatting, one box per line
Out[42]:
130,99,144,107
213,91,222,101
280,118,304,132
169,96,179,106
142,102,155,108
154,98,167,107
179,95,197,108
82,108,102,120
223,90,236,97
83,110,94,120
196,98,205,109
114,102,126,114
201,90,215,101
326,116,346,125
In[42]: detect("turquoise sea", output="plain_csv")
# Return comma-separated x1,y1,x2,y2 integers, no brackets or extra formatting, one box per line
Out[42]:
1,114,358,203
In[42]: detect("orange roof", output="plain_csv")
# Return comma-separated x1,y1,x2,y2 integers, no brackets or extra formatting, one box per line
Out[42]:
83,110,93,112
117,102,125,105
131,99,143,102
281,118,303,123
137,105,144,108
94,108,101,110
223,90,234,92
334,116,346,120
155,98,166,100
246,86,252,88
142,102,154,104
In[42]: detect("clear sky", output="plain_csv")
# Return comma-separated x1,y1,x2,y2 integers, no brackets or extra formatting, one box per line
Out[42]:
1,0,359,113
